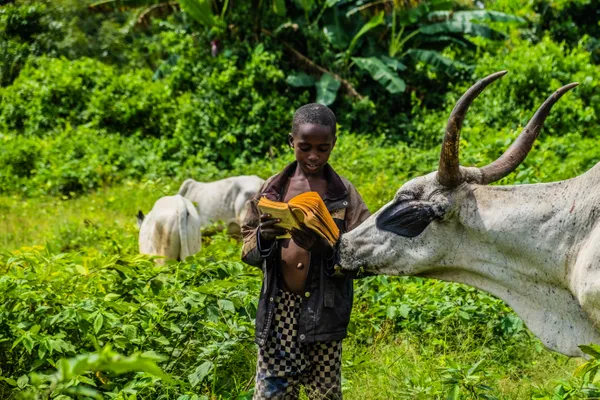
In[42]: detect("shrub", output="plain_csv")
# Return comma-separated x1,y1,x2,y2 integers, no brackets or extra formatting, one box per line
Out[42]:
408,35,600,152
0,127,156,196
0,57,114,135
0,234,260,398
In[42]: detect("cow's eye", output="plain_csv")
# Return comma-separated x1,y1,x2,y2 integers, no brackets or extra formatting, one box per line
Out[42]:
376,199,440,237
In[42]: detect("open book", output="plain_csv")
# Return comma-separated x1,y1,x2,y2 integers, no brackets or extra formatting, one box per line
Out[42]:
257,192,340,246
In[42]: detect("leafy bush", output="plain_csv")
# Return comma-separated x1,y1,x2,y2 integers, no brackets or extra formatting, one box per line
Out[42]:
408,35,600,153
0,57,113,135
534,0,600,61
0,126,155,196
0,234,260,399
165,43,306,168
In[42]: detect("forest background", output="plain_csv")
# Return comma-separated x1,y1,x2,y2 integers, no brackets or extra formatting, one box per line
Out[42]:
1,0,600,398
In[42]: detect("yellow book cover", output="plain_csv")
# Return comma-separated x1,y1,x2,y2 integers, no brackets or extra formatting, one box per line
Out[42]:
257,192,340,245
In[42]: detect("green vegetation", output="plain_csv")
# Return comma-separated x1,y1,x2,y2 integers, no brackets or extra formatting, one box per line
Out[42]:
1,0,600,398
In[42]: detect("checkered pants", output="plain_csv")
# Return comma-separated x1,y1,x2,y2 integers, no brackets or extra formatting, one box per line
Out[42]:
254,290,342,400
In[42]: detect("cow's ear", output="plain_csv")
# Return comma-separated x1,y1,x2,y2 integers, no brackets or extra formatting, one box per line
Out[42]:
136,210,145,229
376,200,441,237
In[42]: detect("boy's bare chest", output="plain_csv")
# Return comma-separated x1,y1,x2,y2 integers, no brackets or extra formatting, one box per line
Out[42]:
283,177,327,202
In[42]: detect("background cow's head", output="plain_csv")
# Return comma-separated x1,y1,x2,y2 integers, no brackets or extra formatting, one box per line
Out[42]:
339,71,577,276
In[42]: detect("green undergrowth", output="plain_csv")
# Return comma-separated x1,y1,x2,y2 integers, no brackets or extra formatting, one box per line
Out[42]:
2,159,598,398
0,228,582,399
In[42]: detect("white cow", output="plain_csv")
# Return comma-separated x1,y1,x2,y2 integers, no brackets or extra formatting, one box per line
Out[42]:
339,71,600,357
177,175,265,235
137,195,201,263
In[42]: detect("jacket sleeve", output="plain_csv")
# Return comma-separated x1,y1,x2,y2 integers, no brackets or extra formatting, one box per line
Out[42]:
325,182,370,278
241,186,276,268
345,183,371,232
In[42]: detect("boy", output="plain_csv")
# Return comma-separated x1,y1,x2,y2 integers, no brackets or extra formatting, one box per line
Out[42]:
241,103,370,399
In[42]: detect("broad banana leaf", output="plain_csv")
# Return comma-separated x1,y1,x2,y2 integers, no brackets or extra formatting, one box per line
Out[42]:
273,0,286,17
352,57,406,94
89,0,163,11
315,74,341,106
379,55,407,72
286,72,315,87
347,11,384,56
406,49,468,75
179,0,214,27
416,34,476,50
323,24,349,50
428,10,525,24
296,0,315,12
420,21,506,40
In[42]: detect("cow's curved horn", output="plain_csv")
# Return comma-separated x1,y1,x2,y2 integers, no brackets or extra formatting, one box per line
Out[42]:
478,82,579,184
437,71,508,187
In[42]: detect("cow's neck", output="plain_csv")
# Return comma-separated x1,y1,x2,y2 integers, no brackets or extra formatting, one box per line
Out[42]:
460,165,600,281
419,164,600,355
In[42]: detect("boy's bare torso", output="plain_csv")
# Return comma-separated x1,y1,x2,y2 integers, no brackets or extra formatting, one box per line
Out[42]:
279,174,328,294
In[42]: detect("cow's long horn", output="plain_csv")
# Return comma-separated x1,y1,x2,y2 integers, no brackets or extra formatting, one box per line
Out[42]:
437,71,508,187
478,82,579,184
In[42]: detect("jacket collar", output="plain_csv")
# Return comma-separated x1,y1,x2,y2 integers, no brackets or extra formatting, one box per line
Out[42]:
262,161,348,202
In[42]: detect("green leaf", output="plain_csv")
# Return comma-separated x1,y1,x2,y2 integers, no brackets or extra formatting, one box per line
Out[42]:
416,34,476,50
22,335,34,353
447,385,460,400
0,377,17,387
179,0,215,27
272,0,286,16
104,293,120,301
428,10,525,24
107,356,167,378
580,344,600,358
399,304,410,318
386,306,397,319
315,74,341,106
17,375,28,389
347,11,384,56
323,13,349,50
93,313,104,334
467,359,485,376
154,336,170,346
379,55,407,71
75,264,88,275
420,21,505,41
218,299,235,313
298,0,315,13
286,72,315,87
458,310,471,320
406,49,468,75
188,361,213,388
122,324,137,340
89,0,158,11
65,385,100,397
352,57,406,94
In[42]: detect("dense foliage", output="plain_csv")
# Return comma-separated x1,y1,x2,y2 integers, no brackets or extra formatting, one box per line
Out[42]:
2,0,597,197
2,0,600,398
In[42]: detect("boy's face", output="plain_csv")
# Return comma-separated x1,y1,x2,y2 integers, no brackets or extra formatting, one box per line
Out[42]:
289,123,336,176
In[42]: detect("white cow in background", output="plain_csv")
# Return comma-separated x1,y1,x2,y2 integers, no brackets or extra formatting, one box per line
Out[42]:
178,175,265,235
137,195,201,263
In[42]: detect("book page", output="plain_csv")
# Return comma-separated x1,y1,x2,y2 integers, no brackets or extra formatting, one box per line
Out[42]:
257,198,300,231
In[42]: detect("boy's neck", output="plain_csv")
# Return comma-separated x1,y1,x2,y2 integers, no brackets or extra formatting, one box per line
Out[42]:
292,162,327,181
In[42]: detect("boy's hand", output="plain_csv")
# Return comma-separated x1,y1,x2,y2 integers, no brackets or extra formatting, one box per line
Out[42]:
291,225,332,254
259,213,287,241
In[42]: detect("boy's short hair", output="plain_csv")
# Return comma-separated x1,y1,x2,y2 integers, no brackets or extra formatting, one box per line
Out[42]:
292,103,337,137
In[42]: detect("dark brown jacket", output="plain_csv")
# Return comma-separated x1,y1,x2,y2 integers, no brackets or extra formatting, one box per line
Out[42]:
241,162,370,346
